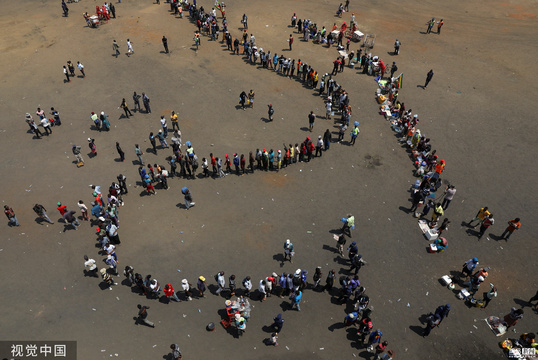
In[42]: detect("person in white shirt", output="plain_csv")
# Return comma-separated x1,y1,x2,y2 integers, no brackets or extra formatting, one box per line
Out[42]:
41,117,52,135
84,255,98,277
150,279,161,298
126,39,134,56
107,223,120,245
105,255,118,275
243,276,252,297
105,243,117,261
259,280,267,301
181,279,193,300
215,272,225,295
78,200,88,221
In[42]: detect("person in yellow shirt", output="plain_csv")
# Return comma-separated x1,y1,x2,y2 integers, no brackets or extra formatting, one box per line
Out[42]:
468,207,490,228
170,111,179,131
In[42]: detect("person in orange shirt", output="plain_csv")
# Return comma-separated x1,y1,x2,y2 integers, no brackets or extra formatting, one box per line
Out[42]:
435,160,445,174
501,218,521,240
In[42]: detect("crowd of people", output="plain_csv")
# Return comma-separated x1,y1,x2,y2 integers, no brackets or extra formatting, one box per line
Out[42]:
4,1,532,359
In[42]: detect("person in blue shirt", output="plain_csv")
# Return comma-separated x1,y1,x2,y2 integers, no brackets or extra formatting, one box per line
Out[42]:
138,165,147,181
344,312,358,326
233,154,240,175
290,290,302,311
271,313,284,332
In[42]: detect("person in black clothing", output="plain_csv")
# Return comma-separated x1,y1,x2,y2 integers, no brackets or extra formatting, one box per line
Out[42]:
149,132,157,154
234,38,240,54
62,1,69,17
162,36,169,53
239,91,247,110
137,305,154,327
120,98,132,118
116,142,125,162
133,92,141,112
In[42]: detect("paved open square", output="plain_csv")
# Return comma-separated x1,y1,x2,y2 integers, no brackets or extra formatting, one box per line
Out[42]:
0,0,537,359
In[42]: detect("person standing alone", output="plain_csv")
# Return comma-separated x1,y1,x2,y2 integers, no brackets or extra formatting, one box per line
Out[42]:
162,35,169,53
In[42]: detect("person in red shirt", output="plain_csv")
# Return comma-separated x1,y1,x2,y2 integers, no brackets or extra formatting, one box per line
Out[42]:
501,218,521,240
210,153,217,176
164,284,181,302
225,154,231,173
57,202,67,215
478,214,494,240
373,341,388,360
288,34,294,50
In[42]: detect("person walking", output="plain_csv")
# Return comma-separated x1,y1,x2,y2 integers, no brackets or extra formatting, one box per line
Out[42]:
482,283,497,309
215,271,225,296
288,34,293,50
468,207,490,227
478,214,494,239
61,0,69,16
159,116,168,137
120,98,133,118
33,203,54,224
126,39,134,56
308,111,315,132
290,290,302,311
77,61,85,77
394,38,401,55
242,13,248,29
135,144,143,165
283,239,294,263
342,214,355,237
271,314,284,333
4,205,20,227
116,142,125,162
182,187,195,209
156,130,168,149
423,313,440,337
441,185,456,209
83,255,98,277
500,218,521,240
268,104,274,121
63,66,70,82
424,69,434,88
461,258,479,279
435,304,451,324
112,40,120,57
162,35,169,53
136,305,155,327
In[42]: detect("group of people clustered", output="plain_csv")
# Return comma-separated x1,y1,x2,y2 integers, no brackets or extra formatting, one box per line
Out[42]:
4,0,534,359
